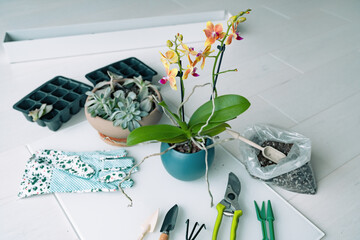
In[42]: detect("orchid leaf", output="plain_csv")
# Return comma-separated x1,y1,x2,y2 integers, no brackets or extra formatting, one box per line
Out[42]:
188,94,250,128
157,101,188,130
198,123,230,136
126,124,188,146
191,122,230,136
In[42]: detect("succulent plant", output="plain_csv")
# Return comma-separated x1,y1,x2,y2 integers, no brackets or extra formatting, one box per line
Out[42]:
110,91,149,131
28,103,53,121
123,75,158,98
85,71,159,131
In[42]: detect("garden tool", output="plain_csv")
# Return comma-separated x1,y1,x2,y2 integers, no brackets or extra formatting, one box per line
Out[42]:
226,129,286,163
138,209,159,240
254,200,275,240
159,204,178,240
185,219,206,240
212,172,243,240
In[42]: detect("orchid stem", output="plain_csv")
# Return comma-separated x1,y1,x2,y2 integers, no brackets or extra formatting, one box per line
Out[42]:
179,70,185,122
211,45,226,98
212,19,233,98
174,38,185,122
214,68,237,75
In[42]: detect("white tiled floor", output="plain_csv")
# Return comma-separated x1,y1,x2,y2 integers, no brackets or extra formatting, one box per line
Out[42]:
259,52,360,123
1,0,359,239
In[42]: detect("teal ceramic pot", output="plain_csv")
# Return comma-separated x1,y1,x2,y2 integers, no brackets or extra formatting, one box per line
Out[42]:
160,140,215,181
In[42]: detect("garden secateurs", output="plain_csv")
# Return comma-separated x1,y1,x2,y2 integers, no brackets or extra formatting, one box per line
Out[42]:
212,172,243,240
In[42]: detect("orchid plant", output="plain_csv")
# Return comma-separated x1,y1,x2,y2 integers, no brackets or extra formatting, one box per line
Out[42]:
127,10,251,149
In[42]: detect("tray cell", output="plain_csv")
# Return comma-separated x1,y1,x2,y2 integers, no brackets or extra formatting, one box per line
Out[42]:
52,88,68,97
40,84,56,93
41,96,57,105
29,92,46,101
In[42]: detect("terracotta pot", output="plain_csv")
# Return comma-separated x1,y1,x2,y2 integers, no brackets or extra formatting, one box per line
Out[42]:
85,79,163,146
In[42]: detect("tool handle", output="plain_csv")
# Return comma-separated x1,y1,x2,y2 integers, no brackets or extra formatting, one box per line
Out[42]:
230,209,243,240
261,220,269,240
137,232,147,240
226,129,264,151
137,233,144,240
159,233,168,240
268,220,275,240
212,203,226,240
137,226,149,240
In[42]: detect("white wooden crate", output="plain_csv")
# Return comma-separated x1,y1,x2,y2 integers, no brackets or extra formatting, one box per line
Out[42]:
3,10,231,63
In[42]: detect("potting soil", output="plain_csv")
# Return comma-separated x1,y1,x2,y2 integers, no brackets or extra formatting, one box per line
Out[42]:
257,141,317,194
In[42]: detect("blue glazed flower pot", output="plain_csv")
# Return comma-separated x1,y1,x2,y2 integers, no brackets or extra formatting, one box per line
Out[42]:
160,140,215,181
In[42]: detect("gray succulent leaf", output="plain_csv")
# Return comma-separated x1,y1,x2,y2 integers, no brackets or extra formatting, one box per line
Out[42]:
113,90,125,99
140,98,152,112
127,91,136,100
94,81,109,90
28,104,53,122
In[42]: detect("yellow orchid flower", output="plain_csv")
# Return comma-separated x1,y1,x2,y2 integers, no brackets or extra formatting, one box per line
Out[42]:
183,58,200,80
203,21,226,46
179,43,198,57
196,45,214,69
160,50,179,68
225,23,243,45
159,67,178,90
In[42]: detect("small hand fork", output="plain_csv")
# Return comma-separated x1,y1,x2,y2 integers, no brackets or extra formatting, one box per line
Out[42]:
254,200,275,240
185,219,206,240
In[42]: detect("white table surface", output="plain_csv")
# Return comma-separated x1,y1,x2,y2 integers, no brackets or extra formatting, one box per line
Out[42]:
1,1,360,239
0,25,324,240
24,121,324,240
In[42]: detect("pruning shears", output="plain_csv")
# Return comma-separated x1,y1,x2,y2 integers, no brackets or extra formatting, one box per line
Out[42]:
212,172,243,240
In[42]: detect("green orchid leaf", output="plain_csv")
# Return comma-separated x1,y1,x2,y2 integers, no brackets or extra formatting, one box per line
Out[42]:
126,124,188,146
191,122,224,135
198,123,230,137
188,94,250,128
191,122,230,135
157,101,188,130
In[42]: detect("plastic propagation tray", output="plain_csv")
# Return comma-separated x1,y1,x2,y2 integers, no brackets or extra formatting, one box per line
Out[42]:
13,76,92,131
85,57,157,86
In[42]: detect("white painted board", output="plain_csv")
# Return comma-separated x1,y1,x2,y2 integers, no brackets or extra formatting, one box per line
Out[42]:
3,10,231,63
27,122,324,240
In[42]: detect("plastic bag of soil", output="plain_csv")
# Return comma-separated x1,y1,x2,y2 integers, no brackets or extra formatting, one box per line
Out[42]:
237,124,317,194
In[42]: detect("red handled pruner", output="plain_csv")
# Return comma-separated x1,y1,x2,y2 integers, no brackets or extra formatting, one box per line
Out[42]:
212,172,243,240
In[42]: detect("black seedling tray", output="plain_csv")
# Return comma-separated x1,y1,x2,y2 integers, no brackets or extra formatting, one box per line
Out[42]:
85,57,157,86
13,76,92,131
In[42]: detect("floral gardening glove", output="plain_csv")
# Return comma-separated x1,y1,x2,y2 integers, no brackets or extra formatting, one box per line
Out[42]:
33,149,96,179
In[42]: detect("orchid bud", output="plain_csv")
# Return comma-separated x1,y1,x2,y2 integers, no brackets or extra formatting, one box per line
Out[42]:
166,40,173,47
229,16,237,23
238,17,246,23
176,33,183,41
